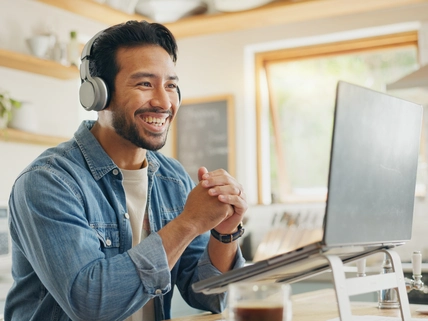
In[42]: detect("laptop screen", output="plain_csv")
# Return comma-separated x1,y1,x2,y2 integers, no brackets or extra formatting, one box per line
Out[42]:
323,81,423,246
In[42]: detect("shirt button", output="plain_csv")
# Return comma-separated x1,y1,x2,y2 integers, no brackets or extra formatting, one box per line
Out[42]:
106,239,112,246
112,169,119,175
155,289,162,295
124,213,130,219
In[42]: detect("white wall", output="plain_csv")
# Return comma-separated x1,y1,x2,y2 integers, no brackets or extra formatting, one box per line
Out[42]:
1,0,428,263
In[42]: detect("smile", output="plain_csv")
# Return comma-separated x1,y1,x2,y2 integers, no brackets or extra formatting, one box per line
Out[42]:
143,116,166,127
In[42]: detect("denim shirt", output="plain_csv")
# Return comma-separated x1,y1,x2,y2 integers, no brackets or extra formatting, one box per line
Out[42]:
5,120,245,321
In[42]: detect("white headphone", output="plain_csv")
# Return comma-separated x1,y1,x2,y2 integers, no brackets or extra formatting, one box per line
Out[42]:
79,30,109,111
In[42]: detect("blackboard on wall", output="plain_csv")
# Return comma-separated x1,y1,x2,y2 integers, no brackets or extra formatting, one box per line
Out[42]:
173,95,235,183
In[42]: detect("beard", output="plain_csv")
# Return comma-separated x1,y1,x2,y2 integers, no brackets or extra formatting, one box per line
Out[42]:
111,107,171,151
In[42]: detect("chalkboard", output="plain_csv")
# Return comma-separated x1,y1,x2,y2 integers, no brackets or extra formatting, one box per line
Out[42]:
173,95,235,183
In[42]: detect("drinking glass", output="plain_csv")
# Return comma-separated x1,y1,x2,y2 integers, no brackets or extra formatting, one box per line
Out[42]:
227,282,292,321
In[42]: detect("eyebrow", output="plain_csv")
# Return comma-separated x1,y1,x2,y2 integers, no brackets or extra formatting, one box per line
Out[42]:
130,72,179,82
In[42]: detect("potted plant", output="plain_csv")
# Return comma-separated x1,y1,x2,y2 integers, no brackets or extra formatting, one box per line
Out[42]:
0,89,21,129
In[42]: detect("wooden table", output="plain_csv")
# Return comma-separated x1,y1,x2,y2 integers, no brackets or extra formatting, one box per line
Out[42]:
170,289,428,321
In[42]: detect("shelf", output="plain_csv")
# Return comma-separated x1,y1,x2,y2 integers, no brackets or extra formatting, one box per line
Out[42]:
0,128,69,146
36,0,151,26
0,48,79,80
36,0,428,39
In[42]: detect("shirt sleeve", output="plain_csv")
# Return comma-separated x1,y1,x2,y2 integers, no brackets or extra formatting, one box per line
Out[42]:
127,232,171,294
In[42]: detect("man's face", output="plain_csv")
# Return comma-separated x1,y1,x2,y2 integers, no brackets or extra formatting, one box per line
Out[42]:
108,45,179,151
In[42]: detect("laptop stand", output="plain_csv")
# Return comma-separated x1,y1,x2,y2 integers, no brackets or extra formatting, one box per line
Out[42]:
324,249,411,321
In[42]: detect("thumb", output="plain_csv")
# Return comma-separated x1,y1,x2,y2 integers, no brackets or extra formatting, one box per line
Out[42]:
198,167,208,182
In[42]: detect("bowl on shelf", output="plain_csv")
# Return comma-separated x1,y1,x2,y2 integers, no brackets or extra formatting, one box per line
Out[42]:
106,0,139,14
213,0,275,12
26,35,52,59
135,0,208,23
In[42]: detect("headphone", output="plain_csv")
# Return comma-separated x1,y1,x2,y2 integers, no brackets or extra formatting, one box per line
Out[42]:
79,31,108,111
79,30,181,111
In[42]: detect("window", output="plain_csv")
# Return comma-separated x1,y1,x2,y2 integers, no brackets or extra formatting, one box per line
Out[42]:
255,31,424,204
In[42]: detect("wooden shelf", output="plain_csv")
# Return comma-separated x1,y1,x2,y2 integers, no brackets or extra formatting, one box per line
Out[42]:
0,128,69,146
36,0,151,26
36,0,428,39
0,48,79,80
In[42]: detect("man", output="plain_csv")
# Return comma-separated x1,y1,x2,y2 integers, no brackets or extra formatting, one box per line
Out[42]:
5,20,247,321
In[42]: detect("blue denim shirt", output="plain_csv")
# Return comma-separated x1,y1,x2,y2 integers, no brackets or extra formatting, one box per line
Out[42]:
5,120,245,321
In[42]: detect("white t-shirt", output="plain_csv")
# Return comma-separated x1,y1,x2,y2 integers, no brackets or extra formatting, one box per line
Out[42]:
121,162,155,321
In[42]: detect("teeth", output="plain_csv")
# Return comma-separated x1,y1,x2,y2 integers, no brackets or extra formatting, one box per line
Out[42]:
143,116,165,127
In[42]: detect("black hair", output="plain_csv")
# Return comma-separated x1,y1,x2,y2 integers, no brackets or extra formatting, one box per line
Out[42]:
89,20,178,97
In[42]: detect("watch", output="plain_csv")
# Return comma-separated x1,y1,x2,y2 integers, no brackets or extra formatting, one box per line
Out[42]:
210,222,245,243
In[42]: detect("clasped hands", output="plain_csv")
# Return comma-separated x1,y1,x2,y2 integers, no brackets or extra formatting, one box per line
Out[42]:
183,167,248,236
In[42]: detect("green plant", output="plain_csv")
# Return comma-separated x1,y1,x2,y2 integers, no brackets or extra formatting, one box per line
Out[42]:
0,90,21,123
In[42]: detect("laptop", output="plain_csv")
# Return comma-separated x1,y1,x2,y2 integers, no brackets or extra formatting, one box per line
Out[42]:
192,81,423,295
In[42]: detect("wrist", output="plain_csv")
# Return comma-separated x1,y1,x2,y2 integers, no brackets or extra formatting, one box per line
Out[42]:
173,214,199,239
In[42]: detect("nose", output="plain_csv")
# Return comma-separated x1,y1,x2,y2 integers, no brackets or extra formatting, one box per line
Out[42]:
150,88,173,110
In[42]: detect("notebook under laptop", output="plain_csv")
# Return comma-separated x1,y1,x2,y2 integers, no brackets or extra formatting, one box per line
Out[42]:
192,81,423,295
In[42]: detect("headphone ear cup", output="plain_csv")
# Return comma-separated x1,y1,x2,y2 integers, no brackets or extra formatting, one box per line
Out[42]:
79,76,109,111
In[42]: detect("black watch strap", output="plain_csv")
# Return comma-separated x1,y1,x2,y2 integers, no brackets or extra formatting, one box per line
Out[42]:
210,222,245,243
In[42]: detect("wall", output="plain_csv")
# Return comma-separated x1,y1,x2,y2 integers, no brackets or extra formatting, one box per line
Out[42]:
1,0,428,284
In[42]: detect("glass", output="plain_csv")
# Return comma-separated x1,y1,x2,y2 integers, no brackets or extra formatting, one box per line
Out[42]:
227,282,292,321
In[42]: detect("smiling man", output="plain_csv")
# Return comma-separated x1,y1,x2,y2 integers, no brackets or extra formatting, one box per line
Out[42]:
5,21,247,321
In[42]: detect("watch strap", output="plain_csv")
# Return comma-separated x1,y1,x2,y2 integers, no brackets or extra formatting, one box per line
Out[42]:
211,222,245,243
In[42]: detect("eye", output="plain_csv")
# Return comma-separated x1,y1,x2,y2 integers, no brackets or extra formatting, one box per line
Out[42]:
137,82,152,87
167,83,177,89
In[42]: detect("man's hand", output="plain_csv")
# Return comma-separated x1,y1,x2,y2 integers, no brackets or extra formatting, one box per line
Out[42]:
180,176,234,236
158,166,247,271
198,167,247,234
158,170,235,270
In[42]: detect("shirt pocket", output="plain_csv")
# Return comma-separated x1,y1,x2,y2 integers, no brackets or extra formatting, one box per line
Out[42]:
160,205,185,227
90,223,120,257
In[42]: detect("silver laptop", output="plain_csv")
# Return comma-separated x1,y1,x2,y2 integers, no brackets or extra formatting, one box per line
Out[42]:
192,81,423,295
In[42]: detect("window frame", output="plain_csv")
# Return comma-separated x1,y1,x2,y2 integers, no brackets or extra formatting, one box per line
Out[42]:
255,31,419,204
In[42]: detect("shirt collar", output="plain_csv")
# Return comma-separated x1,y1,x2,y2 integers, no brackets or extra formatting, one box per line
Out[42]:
74,120,118,181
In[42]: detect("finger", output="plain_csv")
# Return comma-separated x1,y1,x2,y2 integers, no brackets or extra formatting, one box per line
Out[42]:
208,184,243,198
218,193,248,214
201,168,228,180
201,169,234,188
198,167,209,182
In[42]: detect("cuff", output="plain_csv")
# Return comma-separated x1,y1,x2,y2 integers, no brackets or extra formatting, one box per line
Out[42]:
128,232,171,296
